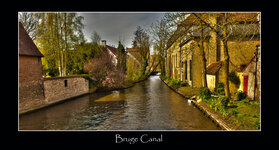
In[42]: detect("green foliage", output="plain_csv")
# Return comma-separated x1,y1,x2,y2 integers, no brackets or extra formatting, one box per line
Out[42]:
231,109,239,116
35,12,86,77
229,71,240,88
126,58,141,82
214,106,219,111
221,108,228,117
199,87,211,100
237,91,247,101
219,96,229,109
217,83,225,95
242,99,250,103
169,78,181,86
117,41,127,74
181,82,190,87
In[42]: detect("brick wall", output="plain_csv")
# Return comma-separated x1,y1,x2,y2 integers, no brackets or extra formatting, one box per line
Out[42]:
19,56,43,83
19,55,44,103
43,76,89,102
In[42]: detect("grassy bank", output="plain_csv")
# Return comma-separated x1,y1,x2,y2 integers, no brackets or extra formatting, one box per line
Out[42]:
199,86,260,130
160,75,260,130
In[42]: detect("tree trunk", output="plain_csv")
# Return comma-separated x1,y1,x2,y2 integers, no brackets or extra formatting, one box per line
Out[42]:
55,13,62,76
199,23,207,88
64,13,68,76
222,13,231,99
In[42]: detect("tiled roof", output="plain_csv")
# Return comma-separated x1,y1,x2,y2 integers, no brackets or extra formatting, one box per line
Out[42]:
106,45,118,56
206,61,223,75
19,22,44,57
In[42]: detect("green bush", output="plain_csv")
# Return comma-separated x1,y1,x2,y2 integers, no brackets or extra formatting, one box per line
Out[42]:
237,91,247,101
229,71,240,88
231,109,239,116
242,99,250,103
181,82,190,87
167,78,181,88
221,108,228,117
199,87,211,100
219,96,229,109
217,83,225,95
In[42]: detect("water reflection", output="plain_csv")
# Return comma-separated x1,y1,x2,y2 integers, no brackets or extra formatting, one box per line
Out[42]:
19,75,221,130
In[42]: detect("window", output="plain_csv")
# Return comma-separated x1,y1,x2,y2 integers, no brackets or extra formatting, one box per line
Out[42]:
64,80,68,87
185,61,188,80
176,54,177,68
190,60,193,81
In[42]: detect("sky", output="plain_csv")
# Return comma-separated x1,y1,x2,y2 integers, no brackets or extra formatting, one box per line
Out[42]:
78,12,166,49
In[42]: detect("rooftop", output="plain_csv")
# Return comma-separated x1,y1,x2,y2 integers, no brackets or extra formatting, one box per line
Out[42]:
206,61,223,75
106,45,118,56
19,22,44,57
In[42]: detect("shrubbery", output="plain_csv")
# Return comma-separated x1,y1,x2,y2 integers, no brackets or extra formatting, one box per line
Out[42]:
83,50,125,89
217,83,225,95
229,71,240,88
219,96,229,109
162,76,189,88
199,87,211,101
237,91,247,101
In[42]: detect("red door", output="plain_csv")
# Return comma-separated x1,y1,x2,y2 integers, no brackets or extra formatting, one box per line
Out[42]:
243,75,248,95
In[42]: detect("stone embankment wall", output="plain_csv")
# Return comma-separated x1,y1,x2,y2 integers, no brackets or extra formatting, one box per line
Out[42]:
19,80,45,103
43,76,89,102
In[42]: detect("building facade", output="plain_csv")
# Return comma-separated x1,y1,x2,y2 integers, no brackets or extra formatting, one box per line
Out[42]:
19,22,45,103
166,13,260,96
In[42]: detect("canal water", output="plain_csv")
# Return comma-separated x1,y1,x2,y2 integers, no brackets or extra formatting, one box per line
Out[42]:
19,75,221,130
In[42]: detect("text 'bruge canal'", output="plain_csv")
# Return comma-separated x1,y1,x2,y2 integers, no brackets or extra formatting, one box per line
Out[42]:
115,134,163,144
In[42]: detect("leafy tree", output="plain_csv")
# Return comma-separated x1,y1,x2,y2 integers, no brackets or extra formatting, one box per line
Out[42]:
117,41,126,74
132,26,151,79
35,12,85,77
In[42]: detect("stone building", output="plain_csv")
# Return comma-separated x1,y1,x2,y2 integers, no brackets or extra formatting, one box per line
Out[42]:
19,22,45,103
237,45,260,100
166,13,260,95
19,22,89,113
125,47,142,81
101,40,118,66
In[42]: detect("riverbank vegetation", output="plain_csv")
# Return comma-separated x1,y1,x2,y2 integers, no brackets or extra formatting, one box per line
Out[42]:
199,86,260,130
160,75,190,88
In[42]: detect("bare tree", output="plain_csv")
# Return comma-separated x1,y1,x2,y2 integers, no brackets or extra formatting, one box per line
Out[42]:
18,12,40,40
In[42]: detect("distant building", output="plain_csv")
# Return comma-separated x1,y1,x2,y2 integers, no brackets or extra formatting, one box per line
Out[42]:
126,47,142,66
19,22,45,103
125,47,142,80
101,40,118,66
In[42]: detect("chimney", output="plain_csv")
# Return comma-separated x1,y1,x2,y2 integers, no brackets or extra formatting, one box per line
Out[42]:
101,40,106,47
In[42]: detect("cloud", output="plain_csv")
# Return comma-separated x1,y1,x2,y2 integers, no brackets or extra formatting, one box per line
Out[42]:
79,12,165,48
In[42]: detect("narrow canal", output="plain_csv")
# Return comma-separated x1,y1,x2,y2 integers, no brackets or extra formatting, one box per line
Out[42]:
19,75,221,130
